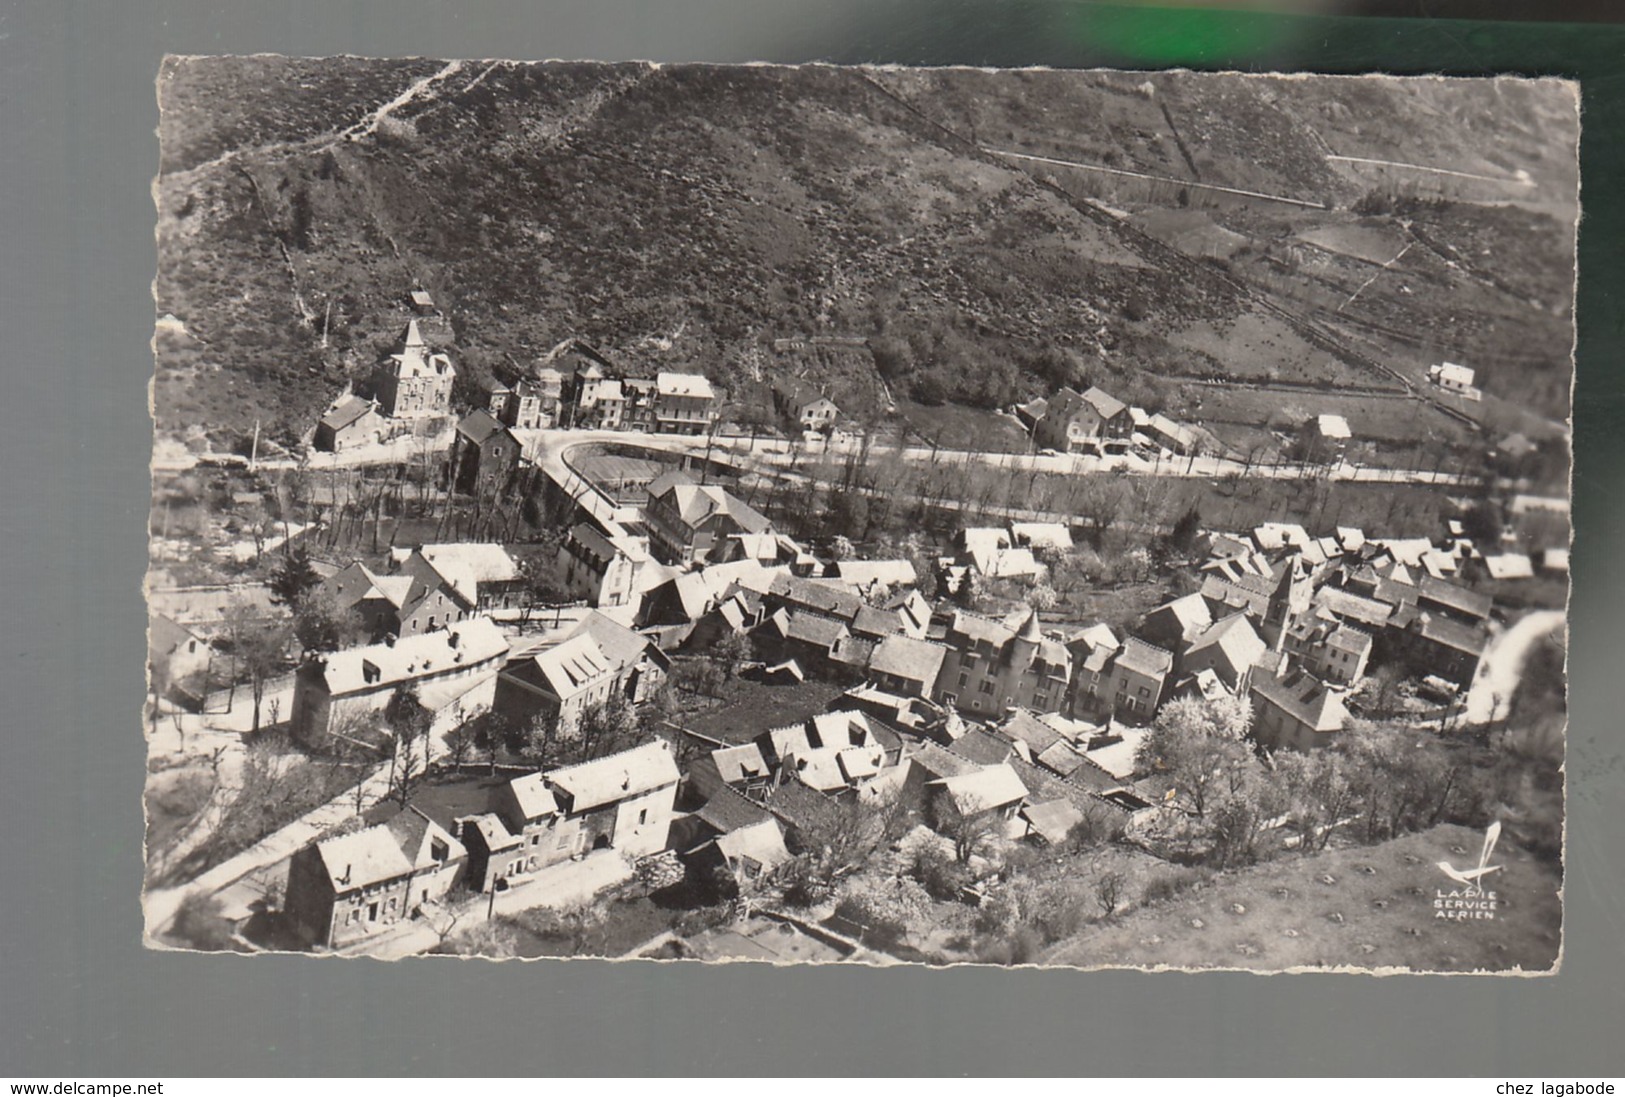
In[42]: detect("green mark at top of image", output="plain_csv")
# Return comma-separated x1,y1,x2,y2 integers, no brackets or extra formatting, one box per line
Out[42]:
1074,4,1294,66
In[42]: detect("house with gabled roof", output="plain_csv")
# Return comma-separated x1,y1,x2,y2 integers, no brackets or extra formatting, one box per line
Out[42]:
289,617,510,747
1020,799,1086,846
492,609,668,735
1284,613,1372,687
284,807,467,949
830,558,919,592
316,561,424,640
1105,637,1175,722
559,521,654,611
148,611,214,710
1414,574,1493,625
993,707,1068,761
930,764,1029,825
1394,611,1488,687
681,783,793,891
1249,667,1349,751
1140,592,1214,651
464,740,683,888
450,409,522,495
773,380,840,432
314,394,384,453
1179,613,1267,694
392,542,527,615
642,469,773,566
1429,361,1481,401
868,634,950,699
542,739,682,859
1033,385,1131,452
484,363,564,430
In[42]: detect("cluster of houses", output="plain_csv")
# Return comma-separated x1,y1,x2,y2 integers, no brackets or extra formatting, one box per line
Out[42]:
269,493,1530,951
1094,519,1509,750
1017,383,1218,459
314,310,721,455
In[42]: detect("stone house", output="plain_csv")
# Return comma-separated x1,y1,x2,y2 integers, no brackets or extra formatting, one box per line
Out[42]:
558,521,653,610
641,470,773,567
487,741,679,877
1104,637,1175,722
450,409,523,496
314,395,384,453
365,320,455,420
284,807,467,950
148,612,214,710
932,609,1072,719
773,380,840,432
1249,666,1350,751
1032,385,1130,452
653,371,718,435
288,617,509,747
491,610,669,735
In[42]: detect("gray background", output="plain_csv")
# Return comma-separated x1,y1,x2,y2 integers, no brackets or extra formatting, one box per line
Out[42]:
2,0,1621,1077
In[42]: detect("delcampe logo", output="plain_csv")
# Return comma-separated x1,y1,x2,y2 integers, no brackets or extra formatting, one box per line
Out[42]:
1434,821,1502,921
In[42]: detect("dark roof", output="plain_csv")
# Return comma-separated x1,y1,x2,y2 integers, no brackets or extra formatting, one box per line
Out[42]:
997,708,1066,755
851,604,906,639
760,776,840,834
1199,574,1273,619
1250,670,1347,733
1416,574,1493,620
781,611,850,649
1035,741,1090,778
869,635,949,686
320,396,376,431
456,408,514,445
1416,613,1489,657
696,785,775,834
904,740,982,780
1313,586,1393,628
1114,637,1174,679
952,726,1018,765
768,575,863,621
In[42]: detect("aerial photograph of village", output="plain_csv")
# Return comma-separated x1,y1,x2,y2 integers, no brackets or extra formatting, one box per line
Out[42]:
143,58,1575,972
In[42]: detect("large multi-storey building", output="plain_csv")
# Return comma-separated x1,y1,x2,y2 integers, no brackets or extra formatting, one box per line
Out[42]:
366,320,455,420
932,608,1072,720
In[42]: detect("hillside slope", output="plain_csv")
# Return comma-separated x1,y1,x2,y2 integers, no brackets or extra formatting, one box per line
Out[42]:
152,60,1577,449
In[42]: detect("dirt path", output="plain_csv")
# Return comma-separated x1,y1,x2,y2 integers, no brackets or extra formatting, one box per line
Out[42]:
1464,609,1565,725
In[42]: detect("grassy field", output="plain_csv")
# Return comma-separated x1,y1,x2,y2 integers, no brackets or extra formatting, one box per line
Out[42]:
1170,384,1475,455
1042,823,1562,973
896,401,1033,454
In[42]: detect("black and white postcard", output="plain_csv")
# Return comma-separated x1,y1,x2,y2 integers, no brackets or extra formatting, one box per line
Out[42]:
144,58,1574,972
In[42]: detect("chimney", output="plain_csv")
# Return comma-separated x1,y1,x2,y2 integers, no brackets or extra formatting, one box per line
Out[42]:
448,631,460,649
383,635,395,648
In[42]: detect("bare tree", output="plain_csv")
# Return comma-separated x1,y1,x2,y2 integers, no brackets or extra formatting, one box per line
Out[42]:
930,793,1004,866
219,600,291,735
1093,870,1126,917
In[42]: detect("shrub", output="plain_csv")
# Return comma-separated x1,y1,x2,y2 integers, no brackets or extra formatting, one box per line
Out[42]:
910,844,973,901
169,893,240,952
1142,867,1212,905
